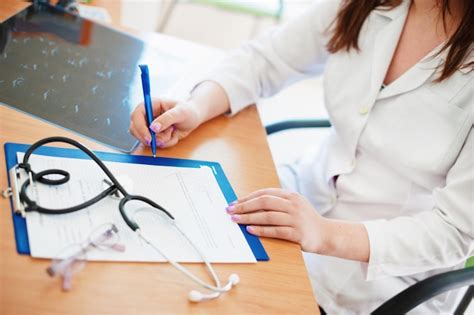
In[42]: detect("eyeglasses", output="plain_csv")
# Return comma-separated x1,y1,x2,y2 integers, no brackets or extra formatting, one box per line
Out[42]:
46,223,125,291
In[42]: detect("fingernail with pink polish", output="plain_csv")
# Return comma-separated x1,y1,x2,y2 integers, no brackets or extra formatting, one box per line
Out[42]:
156,140,164,148
150,123,161,133
246,226,254,233
231,215,240,222
145,137,151,146
226,206,235,214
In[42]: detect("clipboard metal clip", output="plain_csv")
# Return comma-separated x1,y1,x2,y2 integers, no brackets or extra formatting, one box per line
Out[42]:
1,187,12,198
2,165,27,218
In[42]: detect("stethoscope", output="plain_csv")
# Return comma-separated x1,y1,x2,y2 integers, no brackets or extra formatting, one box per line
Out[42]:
15,136,239,302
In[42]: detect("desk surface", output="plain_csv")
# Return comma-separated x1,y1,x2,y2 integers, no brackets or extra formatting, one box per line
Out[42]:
0,2,318,314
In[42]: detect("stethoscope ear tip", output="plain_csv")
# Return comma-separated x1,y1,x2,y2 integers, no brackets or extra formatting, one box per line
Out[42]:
188,290,204,303
228,273,240,285
187,273,240,303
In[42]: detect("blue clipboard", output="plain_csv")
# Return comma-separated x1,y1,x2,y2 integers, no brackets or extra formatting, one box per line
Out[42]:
4,142,269,261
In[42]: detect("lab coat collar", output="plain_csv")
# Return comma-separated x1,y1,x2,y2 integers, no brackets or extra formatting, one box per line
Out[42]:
377,45,445,100
377,40,473,100
459,50,473,74
368,2,410,101
372,1,472,100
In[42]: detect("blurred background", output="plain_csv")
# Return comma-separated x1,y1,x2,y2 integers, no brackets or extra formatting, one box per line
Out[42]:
85,0,330,165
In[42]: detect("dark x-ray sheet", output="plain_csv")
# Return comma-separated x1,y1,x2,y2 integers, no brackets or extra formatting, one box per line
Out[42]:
0,4,187,152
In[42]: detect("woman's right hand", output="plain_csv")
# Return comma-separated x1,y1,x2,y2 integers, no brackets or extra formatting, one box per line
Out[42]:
130,81,231,149
129,99,202,148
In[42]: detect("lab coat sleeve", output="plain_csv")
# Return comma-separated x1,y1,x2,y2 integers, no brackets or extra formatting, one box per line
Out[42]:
363,127,474,281
201,0,341,115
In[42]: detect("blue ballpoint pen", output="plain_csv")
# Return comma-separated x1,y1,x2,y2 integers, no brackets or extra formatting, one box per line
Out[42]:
139,64,157,158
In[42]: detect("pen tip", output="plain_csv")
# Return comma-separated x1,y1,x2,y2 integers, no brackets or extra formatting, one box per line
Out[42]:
153,154,156,158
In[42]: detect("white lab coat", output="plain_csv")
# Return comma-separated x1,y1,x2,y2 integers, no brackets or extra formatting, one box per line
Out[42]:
202,0,474,313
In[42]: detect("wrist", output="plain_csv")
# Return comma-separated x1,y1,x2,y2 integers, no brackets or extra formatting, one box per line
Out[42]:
185,99,207,126
314,217,333,255
188,81,231,124
313,218,370,262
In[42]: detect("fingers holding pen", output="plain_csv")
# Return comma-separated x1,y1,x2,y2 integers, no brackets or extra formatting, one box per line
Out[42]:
148,105,187,148
130,97,202,150
130,98,180,147
150,106,182,132
129,105,152,145
129,99,163,146
129,118,174,148
154,125,174,147
159,131,180,148
152,125,189,149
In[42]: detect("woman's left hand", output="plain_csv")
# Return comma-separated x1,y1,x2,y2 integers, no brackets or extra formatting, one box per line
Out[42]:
226,188,326,253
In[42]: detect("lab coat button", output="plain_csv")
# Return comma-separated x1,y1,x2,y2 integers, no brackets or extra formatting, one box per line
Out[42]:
359,106,370,115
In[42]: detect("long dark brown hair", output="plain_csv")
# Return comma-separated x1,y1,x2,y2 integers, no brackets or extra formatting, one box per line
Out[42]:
327,0,473,81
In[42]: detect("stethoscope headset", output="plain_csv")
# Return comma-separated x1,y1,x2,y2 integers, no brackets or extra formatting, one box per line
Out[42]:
15,136,239,302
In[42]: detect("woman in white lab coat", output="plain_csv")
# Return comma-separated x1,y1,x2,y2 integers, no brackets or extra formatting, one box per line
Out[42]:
130,0,473,313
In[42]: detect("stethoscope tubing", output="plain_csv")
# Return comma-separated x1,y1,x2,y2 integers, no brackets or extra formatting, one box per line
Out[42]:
137,230,228,292
17,136,236,300
17,136,174,230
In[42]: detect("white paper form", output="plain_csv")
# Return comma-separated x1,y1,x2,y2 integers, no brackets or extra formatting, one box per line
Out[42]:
17,153,256,263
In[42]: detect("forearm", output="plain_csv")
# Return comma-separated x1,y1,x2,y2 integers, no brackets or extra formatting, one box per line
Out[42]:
318,218,370,263
188,81,231,125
